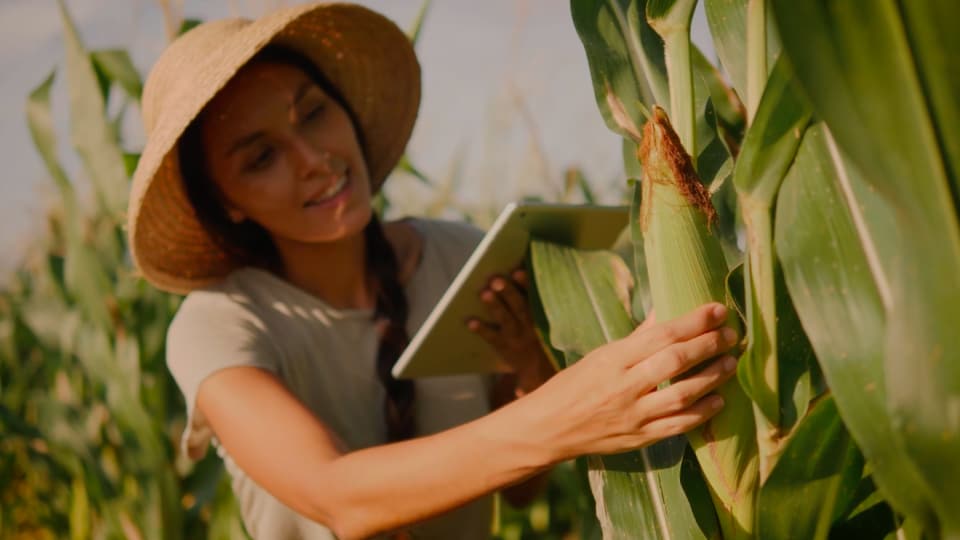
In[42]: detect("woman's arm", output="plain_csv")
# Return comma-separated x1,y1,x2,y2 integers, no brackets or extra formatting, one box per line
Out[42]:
197,302,738,539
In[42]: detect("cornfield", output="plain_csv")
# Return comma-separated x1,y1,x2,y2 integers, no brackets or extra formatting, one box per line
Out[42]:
4,0,958,539
0,2,599,539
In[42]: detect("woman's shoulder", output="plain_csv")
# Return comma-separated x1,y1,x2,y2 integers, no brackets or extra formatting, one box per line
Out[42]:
168,269,276,337
404,217,485,261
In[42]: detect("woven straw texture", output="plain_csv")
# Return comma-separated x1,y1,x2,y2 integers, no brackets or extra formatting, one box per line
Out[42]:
128,2,420,294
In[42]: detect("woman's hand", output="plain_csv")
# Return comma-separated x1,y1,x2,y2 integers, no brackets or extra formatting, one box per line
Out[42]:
467,268,555,395
509,302,739,461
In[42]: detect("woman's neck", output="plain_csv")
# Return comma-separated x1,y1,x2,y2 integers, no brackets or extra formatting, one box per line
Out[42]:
272,230,375,310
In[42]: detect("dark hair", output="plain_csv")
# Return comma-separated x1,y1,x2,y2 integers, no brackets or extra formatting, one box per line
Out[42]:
178,45,416,442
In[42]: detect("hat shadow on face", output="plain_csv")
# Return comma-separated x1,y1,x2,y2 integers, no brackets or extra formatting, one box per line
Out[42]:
177,44,372,274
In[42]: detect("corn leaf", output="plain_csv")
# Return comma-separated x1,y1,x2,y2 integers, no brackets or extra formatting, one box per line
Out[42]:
407,0,432,46
570,0,669,140
531,240,717,539
775,122,935,530
26,70,77,221
732,56,814,440
58,0,129,217
756,396,864,540
702,0,781,99
90,49,143,102
772,1,960,534
27,75,112,322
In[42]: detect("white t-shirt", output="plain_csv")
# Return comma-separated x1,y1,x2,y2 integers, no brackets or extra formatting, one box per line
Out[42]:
166,218,493,539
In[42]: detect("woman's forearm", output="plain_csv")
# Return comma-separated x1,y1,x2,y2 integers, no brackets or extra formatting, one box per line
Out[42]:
310,395,554,539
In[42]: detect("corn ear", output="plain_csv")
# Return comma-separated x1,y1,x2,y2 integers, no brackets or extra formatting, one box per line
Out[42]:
639,106,759,539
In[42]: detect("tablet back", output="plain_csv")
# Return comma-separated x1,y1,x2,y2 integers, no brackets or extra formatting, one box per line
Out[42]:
392,202,629,378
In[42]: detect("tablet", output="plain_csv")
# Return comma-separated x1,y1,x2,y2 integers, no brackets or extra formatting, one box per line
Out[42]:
392,202,629,379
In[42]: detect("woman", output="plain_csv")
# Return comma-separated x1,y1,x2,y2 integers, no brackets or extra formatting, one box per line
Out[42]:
127,3,739,539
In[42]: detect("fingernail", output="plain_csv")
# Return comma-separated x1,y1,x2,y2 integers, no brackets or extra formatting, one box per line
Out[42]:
482,291,494,302
723,355,737,371
711,396,725,409
722,327,738,345
492,279,505,291
712,304,728,319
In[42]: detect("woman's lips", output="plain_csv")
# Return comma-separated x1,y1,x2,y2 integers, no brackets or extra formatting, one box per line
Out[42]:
303,173,352,209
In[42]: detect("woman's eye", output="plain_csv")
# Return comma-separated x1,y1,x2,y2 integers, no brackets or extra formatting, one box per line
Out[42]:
244,147,275,172
304,104,324,122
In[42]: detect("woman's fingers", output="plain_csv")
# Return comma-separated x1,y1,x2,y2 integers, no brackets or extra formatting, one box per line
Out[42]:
480,286,518,332
467,318,505,348
614,303,730,365
511,268,530,288
629,327,739,391
489,276,530,325
634,393,726,442
635,355,738,419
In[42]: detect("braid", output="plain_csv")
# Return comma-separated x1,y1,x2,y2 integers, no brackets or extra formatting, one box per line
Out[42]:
365,215,416,441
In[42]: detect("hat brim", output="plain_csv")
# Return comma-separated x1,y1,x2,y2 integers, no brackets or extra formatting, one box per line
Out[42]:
128,3,420,294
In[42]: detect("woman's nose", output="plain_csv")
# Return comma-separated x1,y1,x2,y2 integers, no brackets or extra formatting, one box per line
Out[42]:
291,137,343,179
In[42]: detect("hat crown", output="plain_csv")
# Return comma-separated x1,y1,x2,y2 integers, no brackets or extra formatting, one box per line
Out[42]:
128,3,421,294
142,18,252,134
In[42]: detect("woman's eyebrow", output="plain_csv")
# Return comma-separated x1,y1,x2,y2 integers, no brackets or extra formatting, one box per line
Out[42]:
293,79,314,104
224,80,315,157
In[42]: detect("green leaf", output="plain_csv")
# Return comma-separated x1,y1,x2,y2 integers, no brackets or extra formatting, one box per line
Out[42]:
395,154,432,186
775,122,936,531
703,0,782,100
645,0,697,152
563,167,598,204
26,70,79,223
407,0,432,46
570,0,669,140
772,1,960,534
757,396,864,540
531,241,634,353
179,18,202,36
27,68,114,328
627,179,650,321
58,0,130,217
90,49,143,102
531,240,717,539
691,49,745,159
69,473,90,540
732,56,810,205
732,56,813,436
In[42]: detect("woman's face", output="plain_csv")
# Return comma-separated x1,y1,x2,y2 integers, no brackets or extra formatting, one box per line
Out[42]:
199,61,372,245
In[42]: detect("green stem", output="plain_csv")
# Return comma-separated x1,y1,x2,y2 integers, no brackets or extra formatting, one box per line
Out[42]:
746,0,768,122
664,29,696,158
743,199,782,481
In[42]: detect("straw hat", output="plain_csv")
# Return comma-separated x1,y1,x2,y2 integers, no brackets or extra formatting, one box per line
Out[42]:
127,2,421,294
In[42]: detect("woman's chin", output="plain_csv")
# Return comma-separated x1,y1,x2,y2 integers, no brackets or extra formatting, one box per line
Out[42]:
299,204,372,243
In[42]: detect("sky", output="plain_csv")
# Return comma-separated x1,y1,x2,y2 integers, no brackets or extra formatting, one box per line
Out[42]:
0,0,716,280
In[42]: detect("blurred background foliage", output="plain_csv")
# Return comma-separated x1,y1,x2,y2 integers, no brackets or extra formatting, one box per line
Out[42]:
0,1,611,539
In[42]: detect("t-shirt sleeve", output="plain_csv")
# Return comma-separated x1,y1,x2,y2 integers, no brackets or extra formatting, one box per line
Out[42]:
166,289,280,459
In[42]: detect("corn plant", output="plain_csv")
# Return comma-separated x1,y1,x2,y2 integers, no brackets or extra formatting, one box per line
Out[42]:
530,0,960,538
